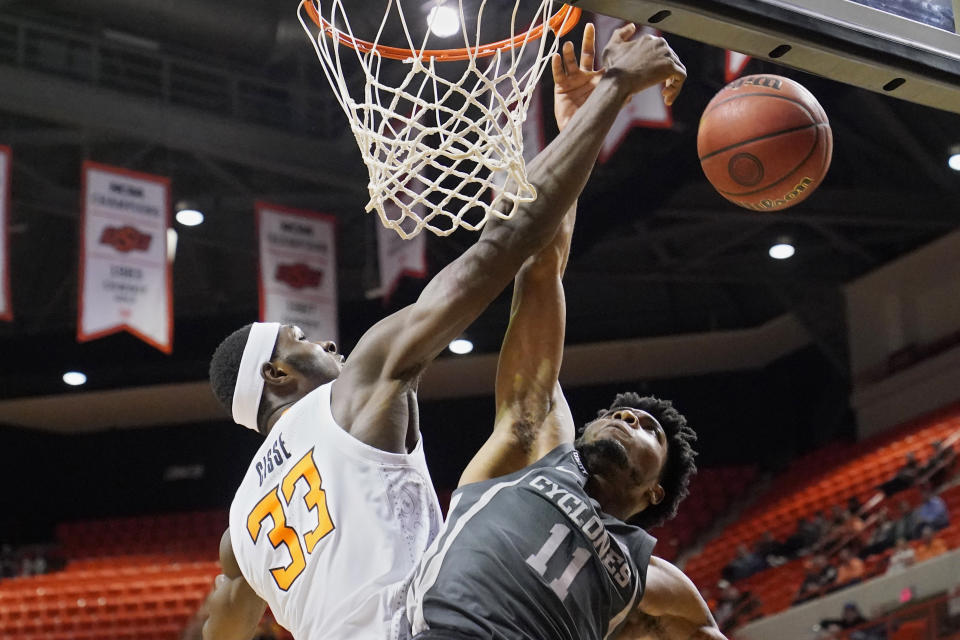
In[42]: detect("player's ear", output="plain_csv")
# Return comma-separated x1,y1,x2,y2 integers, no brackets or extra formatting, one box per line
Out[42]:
262,360,294,388
648,484,665,506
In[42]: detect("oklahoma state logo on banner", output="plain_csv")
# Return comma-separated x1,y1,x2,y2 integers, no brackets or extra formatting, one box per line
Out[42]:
275,263,324,290
99,225,153,253
257,202,338,343
78,161,173,353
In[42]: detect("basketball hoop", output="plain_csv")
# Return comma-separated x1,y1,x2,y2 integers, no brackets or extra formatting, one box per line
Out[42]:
298,0,581,239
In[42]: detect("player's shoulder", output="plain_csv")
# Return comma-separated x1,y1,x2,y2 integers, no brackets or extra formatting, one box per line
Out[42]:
506,441,586,487
451,442,582,508
536,441,584,473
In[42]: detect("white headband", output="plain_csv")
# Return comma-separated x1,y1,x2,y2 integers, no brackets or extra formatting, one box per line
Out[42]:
232,322,281,432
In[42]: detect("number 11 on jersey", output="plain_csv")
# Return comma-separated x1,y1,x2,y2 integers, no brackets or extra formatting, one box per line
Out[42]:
525,523,592,601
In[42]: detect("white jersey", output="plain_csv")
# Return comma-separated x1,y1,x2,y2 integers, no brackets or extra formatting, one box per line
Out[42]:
229,381,442,640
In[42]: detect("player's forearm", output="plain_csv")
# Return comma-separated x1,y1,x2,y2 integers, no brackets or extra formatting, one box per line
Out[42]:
521,203,577,280
201,605,262,640
493,204,575,410
200,575,266,640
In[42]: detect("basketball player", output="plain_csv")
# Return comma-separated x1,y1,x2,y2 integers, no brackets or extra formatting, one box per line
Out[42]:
406,25,722,640
199,24,687,640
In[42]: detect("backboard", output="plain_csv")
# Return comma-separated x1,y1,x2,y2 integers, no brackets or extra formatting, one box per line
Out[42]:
573,0,960,114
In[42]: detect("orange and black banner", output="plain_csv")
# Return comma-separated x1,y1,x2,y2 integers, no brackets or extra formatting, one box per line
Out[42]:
78,161,173,353
256,202,338,343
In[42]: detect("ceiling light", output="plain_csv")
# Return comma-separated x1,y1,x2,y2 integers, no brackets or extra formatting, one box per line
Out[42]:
63,371,87,386
175,208,204,227
449,338,473,355
768,242,795,260
427,5,460,38
949,152,960,171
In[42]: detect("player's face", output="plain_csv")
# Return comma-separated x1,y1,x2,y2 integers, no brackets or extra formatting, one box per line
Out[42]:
577,407,668,518
274,325,344,387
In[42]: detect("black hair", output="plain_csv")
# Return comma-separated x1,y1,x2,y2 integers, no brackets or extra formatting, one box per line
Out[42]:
593,392,698,530
210,323,253,415
209,323,275,434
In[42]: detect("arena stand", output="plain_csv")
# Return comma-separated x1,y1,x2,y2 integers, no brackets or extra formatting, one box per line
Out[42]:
682,404,960,634
0,462,754,638
0,511,226,640
649,466,758,562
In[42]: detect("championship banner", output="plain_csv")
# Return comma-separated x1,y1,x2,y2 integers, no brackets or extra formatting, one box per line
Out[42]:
0,146,11,322
593,16,673,163
377,196,427,301
726,51,752,83
257,202,338,343
78,161,172,353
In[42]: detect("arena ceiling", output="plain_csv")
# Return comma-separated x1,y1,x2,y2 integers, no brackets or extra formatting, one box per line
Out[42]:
0,1,958,409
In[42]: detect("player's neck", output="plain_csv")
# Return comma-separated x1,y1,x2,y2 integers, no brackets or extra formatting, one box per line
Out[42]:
585,475,637,522
262,400,297,435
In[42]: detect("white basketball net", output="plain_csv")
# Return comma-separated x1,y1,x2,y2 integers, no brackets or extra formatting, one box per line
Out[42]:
298,0,573,238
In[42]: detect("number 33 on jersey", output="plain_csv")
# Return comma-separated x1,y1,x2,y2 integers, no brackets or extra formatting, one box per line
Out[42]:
247,449,334,590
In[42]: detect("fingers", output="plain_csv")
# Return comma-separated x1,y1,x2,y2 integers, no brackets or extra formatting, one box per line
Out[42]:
580,23,596,72
562,39,578,75
614,22,638,42
551,51,564,83
661,61,687,105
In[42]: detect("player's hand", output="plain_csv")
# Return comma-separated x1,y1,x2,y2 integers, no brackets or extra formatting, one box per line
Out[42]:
600,24,687,105
552,23,603,131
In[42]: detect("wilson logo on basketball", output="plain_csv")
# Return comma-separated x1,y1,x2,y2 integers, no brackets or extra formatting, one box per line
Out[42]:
99,226,152,253
275,263,323,290
739,177,815,211
728,76,783,91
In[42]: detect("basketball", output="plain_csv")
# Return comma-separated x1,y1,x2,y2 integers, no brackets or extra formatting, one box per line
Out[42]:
697,74,833,212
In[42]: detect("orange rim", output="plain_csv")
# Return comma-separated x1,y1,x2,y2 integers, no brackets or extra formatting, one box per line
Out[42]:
301,1,582,62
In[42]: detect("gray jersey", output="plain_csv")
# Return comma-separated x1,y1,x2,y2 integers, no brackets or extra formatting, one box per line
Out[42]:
407,443,656,640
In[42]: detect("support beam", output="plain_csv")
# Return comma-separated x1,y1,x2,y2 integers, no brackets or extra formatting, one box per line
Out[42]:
0,64,366,190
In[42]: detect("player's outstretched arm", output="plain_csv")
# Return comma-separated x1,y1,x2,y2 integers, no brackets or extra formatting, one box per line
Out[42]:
622,557,727,640
201,529,267,640
458,25,604,486
335,26,686,451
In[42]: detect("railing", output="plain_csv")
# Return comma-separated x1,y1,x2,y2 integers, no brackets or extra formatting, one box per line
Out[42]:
840,590,960,640
0,13,342,140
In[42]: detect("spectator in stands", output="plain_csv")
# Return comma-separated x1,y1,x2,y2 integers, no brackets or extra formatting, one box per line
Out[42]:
753,530,787,567
0,545,15,578
822,506,865,551
794,554,838,604
885,537,915,574
860,507,896,558
913,486,950,535
914,524,949,563
834,548,865,590
847,496,862,516
783,516,822,557
922,440,957,488
820,602,867,630
892,500,919,541
713,580,761,633
712,581,738,630
722,543,767,582
879,452,919,496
